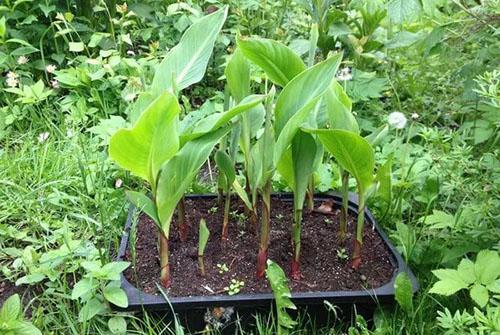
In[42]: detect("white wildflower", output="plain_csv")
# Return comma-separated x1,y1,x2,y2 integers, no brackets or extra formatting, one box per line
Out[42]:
45,64,57,74
17,56,29,65
115,179,123,188
336,67,352,81
126,50,135,56
124,92,136,102
50,79,59,88
5,71,19,87
388,112,407,129
411,113,419,120
38,132,50,143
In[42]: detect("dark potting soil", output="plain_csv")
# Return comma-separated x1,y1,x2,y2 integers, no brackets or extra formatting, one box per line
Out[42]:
124,196,395,297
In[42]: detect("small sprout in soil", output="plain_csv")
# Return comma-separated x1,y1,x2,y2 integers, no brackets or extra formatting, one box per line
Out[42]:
198,219,210,276
230,210,247,226
337,248,348,262
360,274,367,282
224,279,245,295
208,206,218,214
324,218,333,224
276,213,284,220
217,263,229,274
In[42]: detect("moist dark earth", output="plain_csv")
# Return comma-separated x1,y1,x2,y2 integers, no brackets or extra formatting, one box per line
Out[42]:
124,196,395,297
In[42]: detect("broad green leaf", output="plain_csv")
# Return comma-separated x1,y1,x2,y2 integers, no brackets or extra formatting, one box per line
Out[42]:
365,125,389,147
237,36,306,87
15,273,45,286
430,269,468,296
225,48,250,103
126,191,159,225
180,94,265,144
324,81,358,133
424,210,455,229
109,92,180,185
71,278,94,300
266,260,297,332
0,294,21,322
78,297,106,322
198,219,210,256
291,132,317,210
99,262,130,281
232,179,253,210
394,272,413,313
306,129,374,192
69,42,84,52
151,6,228,95
108,316,127,334
376,157,392,206
104,286,128,308
274,54,343,165
474,250,500,285
10,320,42,335
157,127,230,235
456,259,475,285
388,0,422,24
470,284,489,308
215,150,236,185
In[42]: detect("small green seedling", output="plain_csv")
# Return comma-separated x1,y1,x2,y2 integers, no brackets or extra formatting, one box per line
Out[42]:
324,218,333,224
208,206,218,214
217,263,229,274
198,219,210,277
336,248,348,261
224,279,245,295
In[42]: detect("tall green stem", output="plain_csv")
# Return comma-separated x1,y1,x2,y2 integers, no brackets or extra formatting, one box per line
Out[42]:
256,180,271,278
291,207,302,280
221,190,231,241
352,190,365,269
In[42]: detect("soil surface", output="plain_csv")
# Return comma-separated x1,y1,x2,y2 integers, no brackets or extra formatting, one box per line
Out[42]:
124,196,395,297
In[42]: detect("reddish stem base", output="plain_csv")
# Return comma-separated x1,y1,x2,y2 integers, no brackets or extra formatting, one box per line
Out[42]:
290,259,301,280
256,248,268,278
160,265,171,288
351,239,362,270
179,223,188,242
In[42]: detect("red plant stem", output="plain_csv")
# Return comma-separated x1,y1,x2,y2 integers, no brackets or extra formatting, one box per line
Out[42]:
159,232,171,288
256,181,271,278
178,197,188,242
221,191,231,241
339,170,349,243
290,208,302,280
351,239,362,270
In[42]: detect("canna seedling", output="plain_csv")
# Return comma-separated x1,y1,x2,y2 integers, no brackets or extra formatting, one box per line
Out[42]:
304,128,375,269
238,35,343,279
198,219,210,277
214,150,236,241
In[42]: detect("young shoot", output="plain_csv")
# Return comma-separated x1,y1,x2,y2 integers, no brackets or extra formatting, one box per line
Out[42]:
198,219,210,277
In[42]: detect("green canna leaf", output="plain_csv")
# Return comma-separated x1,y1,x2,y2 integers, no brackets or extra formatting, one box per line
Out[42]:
126,191,159,226
151,6,228,95
180,94,265,144
273,54,342,166
291,132,317,210
324,81,358,133
198,219,210,256
237,36,306,87
156,127,231,236
109,92,180,186
225,48,250,103
215,150,236,185
306,129,375,192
